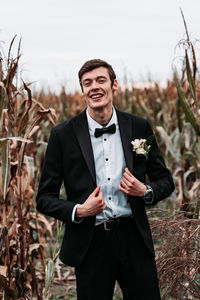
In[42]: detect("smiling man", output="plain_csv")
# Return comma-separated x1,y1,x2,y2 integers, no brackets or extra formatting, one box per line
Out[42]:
36,59,174,300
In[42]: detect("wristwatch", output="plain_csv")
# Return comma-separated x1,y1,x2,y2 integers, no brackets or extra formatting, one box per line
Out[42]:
143,184,153,204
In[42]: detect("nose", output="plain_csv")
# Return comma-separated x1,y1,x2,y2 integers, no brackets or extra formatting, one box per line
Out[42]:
90,80,99,90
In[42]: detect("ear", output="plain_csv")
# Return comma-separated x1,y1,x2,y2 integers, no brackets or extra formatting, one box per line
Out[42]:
112,79,118,92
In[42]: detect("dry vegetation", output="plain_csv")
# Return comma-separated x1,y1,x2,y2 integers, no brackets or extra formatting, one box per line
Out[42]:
0,16,200,300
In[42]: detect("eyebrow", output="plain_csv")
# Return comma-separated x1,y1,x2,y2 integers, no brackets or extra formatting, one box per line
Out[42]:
82,75,107,83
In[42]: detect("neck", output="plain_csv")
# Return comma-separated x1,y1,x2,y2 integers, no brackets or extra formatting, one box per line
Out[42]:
88,105,113,125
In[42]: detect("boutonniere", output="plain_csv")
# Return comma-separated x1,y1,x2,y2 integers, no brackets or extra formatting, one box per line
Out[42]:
131,135,154,159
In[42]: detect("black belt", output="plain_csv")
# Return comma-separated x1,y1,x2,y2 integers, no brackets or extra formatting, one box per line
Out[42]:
95,216,134,231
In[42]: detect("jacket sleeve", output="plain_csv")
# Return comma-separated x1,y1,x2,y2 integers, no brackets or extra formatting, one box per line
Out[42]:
145,120,175,206
36,127,77,222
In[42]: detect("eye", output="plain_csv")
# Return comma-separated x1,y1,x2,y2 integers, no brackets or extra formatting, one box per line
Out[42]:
83,81,91,87
98,78,106,84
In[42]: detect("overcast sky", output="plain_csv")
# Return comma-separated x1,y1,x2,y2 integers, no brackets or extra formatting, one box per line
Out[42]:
1,0,200,93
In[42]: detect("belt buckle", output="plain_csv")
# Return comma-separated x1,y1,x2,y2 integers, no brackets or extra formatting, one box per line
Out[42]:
104,221,111,231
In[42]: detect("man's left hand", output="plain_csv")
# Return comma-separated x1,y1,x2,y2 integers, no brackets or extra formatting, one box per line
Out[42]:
118,168,147,197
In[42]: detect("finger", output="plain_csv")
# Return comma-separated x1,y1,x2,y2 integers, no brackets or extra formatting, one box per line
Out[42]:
123,172,136,184
118,183,128,194
97,190,104,199
102,203,106,210
92,185,101,196
120,178,129,189
125,168,134,177
121,175,132,186
97,191,104,202
100,200,106,207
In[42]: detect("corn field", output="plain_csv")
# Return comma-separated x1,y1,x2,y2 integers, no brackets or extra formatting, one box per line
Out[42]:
0,16,200,300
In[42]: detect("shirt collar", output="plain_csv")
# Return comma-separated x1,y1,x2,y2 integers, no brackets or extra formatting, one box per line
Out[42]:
86,107,118,136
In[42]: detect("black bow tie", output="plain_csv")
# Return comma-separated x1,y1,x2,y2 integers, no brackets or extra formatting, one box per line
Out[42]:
94,124,116,138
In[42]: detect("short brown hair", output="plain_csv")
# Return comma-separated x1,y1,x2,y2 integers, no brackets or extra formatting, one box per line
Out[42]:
78,59,116,90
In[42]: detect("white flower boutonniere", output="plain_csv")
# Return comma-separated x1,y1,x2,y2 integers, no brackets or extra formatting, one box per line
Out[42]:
131,135,154,159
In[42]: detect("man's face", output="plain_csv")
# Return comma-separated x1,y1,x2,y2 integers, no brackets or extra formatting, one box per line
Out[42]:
81,67,118,111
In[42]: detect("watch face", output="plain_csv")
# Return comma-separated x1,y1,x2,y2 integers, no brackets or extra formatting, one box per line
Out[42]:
145,189,153,201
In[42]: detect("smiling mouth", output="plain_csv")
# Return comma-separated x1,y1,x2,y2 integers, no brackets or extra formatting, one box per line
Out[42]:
89,93,104,99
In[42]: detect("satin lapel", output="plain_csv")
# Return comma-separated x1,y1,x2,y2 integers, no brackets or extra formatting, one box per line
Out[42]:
116,109,133,174
72,110,96,185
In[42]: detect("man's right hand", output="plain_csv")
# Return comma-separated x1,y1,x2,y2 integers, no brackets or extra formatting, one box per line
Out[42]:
76,186,106,218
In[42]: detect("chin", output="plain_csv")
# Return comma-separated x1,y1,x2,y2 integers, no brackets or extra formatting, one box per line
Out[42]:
89,101,105,109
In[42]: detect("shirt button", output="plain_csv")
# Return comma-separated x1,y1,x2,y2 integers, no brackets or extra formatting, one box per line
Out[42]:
114,214,116,217
106,158,108,161
108,178,110,181
109,197,111,200
104,138,107,141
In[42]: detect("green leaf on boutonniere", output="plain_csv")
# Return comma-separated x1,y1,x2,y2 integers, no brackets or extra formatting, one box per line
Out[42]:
145,135,154,146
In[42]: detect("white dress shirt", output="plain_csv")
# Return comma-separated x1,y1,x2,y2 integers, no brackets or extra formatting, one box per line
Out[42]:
90,108,133,224
72,108,133,224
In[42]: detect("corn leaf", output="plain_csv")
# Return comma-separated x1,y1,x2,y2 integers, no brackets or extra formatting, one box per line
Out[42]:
0,83,7,122
44,258,53,297
1,140,10,200
177,94,183,133
185,49,196,101
174,71,200,136
0,137,32,143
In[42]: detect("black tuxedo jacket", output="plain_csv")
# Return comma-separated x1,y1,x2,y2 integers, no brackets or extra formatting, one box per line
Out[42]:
36,108,174,267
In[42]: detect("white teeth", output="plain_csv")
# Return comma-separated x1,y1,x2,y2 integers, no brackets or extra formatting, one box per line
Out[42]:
91,94,103,99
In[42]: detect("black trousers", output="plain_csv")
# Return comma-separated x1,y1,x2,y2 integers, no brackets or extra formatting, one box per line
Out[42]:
75,217,161,300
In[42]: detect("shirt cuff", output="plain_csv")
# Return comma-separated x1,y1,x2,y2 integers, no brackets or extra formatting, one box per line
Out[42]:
72,204,83,223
